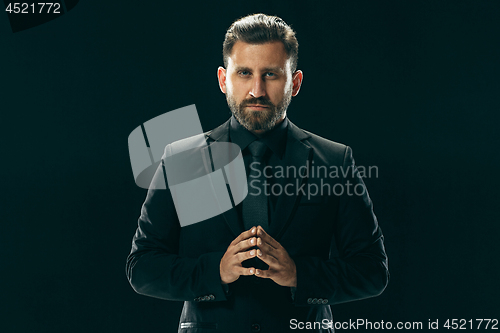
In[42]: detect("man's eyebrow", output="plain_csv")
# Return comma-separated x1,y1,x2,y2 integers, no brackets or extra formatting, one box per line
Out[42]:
234,66,285,73
262,66,285,73
234,66,251,72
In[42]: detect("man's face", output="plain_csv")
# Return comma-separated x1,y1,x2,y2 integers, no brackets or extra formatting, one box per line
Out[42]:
218,41,303,133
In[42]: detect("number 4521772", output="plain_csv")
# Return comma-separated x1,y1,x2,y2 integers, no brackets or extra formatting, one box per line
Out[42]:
5,3,62,14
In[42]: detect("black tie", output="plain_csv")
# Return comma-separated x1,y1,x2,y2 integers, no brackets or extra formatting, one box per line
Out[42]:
243,140,269,231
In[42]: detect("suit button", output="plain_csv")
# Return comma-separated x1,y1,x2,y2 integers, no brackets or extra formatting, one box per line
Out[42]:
251,323,261,332
322,299,328,304
307,298,313,304
312,298,318,304
209,294,215,300
318,298,323,304
203,296,209,301
194,297,199,302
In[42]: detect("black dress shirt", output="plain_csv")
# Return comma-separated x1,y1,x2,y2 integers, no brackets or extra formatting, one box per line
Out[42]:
229,115,289,227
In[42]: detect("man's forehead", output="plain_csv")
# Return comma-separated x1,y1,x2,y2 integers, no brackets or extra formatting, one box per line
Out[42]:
227,41,290,71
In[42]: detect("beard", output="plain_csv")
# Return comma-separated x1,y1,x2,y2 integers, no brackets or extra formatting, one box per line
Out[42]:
226,90,292,132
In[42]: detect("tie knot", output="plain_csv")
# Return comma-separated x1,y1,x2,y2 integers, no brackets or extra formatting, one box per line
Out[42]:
247,140,268,158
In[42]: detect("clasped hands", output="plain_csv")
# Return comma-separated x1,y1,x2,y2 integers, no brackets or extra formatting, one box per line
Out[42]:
220,226,297,287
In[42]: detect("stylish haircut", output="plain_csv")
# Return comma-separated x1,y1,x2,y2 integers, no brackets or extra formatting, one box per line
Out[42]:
222,14,299,73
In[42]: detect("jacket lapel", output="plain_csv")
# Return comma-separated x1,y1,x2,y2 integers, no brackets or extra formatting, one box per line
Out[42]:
270,121,312,240
205,119,244,237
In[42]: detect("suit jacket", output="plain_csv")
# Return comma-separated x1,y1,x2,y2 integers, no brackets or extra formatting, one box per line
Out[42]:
126,119,389,333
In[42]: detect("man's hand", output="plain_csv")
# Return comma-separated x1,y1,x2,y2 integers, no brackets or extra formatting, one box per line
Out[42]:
255,226,297,287
220,227,259,284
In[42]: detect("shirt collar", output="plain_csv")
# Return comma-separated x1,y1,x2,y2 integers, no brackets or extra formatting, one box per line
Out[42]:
229,115,288,159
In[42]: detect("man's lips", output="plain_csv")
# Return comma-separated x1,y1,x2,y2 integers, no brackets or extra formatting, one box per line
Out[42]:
245,104,269,109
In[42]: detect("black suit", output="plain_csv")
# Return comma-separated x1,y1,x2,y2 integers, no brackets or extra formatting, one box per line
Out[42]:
126,118,389,332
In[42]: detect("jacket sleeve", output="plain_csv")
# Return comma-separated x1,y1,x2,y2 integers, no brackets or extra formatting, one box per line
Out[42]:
125,149,228,303
293,146,389,306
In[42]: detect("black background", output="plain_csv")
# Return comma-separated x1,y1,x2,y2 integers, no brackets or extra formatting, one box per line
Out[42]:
2,1,499,332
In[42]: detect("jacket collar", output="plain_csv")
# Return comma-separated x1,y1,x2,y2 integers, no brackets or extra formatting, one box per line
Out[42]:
206,119,231,142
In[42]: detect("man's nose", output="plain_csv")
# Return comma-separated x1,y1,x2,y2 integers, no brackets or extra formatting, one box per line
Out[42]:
249,77,266,98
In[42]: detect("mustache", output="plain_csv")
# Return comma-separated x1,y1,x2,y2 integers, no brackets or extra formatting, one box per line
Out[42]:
241,97,274,107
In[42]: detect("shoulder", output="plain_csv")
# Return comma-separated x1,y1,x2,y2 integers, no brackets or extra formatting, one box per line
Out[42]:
302,130,348,155
288,120,349,161
163,119,231,156
304,130,351,167
287,119,357,168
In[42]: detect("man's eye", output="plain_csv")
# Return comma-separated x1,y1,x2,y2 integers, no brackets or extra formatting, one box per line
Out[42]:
265,72,276,77
239,71,250,76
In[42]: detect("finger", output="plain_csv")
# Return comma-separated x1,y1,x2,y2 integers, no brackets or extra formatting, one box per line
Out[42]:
257,239,280,262
256,226,281,249
235,249,258,264
233,237,258,254
230,227,257,246
237,266,257,276
255,268,273,279
257,237,278,253
256,249,279,267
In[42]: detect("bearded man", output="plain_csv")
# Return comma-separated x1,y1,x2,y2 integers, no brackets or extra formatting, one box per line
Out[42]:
126,13,389,333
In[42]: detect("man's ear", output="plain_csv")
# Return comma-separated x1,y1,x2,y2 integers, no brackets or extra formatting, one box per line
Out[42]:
217,67,227,94
291,70,303,97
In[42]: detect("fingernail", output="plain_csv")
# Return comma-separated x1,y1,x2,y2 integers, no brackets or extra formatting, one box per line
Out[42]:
255,270,260,275
258,250,262,256
252,228,256,234
250,238,255,245
250,269,254,274
250,250,255,256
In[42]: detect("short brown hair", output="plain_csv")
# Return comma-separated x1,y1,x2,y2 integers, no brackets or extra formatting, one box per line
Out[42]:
222,14,299,73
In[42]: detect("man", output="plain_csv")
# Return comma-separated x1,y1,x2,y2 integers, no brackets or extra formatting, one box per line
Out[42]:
126,14,389,332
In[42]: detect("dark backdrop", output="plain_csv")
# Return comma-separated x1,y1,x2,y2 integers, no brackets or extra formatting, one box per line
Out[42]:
2,1,499,332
